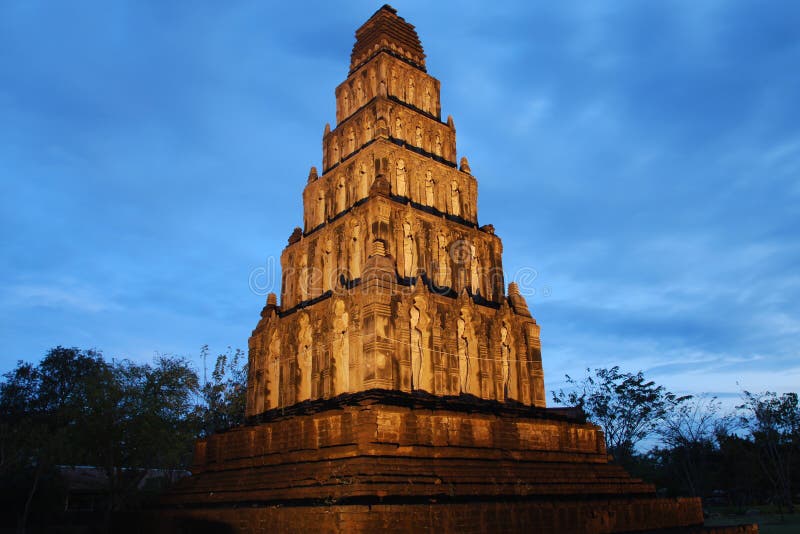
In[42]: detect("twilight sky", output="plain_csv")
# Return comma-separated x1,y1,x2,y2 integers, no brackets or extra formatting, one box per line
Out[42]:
2,1,798,400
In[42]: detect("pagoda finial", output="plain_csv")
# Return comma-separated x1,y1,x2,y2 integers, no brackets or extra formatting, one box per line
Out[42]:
350,5,426,74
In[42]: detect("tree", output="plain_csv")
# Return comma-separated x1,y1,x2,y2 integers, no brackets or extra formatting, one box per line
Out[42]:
83,355,200,517
738,390,799,513
552,366,689,464
114,356,201,468
714,428,764,509
0,347,110,531
655,395,732,497
196,345,247,437
0,347,201,530
0,359,48,532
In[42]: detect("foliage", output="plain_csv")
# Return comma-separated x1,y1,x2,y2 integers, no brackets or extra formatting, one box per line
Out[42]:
196,345,248,437
714,429,764,509
638,391,799,510
117,355,201,470
3,347,799,527
0,347,112,528
655,395,732,497
0,347,200,529
738,391,799,513
552,368,800,507
552,366,690,464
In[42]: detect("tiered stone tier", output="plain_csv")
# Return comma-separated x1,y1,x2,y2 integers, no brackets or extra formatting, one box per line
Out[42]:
157,393,711,533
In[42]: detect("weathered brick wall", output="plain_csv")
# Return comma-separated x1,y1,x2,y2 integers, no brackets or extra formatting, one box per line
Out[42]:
159,400,731,532
193,403,607,475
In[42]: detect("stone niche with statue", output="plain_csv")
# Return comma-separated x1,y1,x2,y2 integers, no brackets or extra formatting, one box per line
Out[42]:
152,6,755,534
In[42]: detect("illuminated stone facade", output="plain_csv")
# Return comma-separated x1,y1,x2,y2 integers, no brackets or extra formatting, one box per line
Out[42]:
152,7,749,533
246,5,544,414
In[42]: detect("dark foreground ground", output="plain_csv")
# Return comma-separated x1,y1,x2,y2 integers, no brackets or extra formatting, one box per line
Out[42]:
0,509,776,534
704,507,799,534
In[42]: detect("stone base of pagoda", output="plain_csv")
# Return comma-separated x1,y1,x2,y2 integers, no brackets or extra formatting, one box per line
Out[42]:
147,391,752,533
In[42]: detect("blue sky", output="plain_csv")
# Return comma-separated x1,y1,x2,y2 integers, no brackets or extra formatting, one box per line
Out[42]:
2,1,798,401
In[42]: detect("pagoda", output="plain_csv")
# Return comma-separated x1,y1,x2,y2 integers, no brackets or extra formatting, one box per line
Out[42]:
153,6,746,533
245,3,544,417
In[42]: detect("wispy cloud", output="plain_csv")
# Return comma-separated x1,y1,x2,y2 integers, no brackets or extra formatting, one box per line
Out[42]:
2,281,118,314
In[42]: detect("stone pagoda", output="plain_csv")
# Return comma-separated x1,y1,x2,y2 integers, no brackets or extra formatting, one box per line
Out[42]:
154,6,748,533
244,4,544,417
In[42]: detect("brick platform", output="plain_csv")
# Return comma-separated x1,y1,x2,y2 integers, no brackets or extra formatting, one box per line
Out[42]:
147,391,754,533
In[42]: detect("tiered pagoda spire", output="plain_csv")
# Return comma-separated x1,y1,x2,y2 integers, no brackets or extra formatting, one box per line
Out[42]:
164,10,712,532
349,5,426,74
245,5,545,416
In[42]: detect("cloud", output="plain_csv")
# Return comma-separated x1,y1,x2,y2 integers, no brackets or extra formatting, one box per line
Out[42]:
2,281,119,314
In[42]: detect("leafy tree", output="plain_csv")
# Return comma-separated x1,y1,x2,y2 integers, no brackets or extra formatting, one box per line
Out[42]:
552,366,689,465
738,390,799,513
0,359,50,531
84,355,200,516
196,345,248,437
0,347,110,530
0,347,201,530
115,356,201,467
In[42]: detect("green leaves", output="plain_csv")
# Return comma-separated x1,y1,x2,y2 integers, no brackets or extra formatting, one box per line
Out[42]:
0,348,203,473
0,346,206,527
